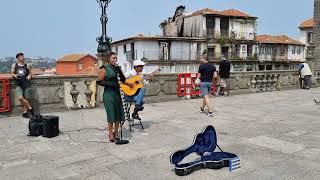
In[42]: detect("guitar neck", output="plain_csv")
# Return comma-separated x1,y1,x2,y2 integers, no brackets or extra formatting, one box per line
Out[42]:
144,69,160,80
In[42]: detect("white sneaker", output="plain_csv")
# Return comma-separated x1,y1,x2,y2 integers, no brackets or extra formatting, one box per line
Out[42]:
207,112,214,117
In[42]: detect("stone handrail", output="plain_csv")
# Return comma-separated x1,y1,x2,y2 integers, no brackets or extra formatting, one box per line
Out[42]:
2,69,311,115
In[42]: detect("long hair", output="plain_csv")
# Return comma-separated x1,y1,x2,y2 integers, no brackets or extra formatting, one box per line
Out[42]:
106,52,117,63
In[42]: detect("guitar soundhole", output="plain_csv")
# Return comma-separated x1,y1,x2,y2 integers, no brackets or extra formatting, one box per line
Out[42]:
135,81,139,84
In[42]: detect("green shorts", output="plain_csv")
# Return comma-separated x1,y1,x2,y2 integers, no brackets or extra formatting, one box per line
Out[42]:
15,86,33,99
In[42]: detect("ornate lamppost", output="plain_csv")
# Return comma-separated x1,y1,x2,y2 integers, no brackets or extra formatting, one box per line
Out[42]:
96,0,112,54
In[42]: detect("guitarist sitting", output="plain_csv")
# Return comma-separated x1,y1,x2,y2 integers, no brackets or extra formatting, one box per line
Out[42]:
124,60,148,120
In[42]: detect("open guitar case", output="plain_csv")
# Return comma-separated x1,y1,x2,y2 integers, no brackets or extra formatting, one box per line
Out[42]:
170,125,239,176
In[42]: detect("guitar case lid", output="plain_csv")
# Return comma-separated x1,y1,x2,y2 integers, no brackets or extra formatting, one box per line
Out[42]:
170,125,218,165
170,125,238,171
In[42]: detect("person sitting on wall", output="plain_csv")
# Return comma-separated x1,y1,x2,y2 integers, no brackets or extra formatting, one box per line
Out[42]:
298,62,313,90
11,52,34,118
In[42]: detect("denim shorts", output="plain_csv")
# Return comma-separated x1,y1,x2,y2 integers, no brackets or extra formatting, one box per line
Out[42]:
15,86,32,99
200,82,213,96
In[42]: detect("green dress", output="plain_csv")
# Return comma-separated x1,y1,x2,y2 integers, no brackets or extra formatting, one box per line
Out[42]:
103,64,124,123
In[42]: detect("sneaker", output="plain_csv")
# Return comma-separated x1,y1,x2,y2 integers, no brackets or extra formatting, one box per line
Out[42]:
22,112,30,118
28,108,35,116
135,106,144,111
207,112,214,117
219,92,225,96
200,107,204,113
132,113,141,120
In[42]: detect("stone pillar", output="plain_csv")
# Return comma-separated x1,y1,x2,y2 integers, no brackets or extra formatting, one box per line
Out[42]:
70,81,80,110
307,0,320,83
97,53,108,68
214,17,221,38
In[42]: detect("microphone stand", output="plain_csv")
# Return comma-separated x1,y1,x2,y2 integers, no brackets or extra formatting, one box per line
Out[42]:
114,65,129,145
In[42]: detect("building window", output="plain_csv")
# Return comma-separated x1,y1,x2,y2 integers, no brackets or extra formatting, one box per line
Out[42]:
175,66,187,73
258,65,265,71
115,46,118,54
297,46,301,54
78,64,83,70
123,45,127,53
307,32,313,43
233,64,244,71
266,64,273,70
246,63,254,71
292,46,296,54
266,46,272,54
160,66,171,73
242,45,246,53
236,45,240,58
259,46,266,55
247,45,253,56
279,45,285,56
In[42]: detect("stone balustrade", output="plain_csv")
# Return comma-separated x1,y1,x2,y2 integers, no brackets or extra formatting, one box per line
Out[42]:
2,69,316,115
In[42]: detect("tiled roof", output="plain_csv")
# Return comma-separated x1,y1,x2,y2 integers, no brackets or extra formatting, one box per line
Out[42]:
257,35,304,45
184,8,256,19
299,18,314,29
220,9,256,18
185,8,220,17
112,34,206,44
31,68,44,75
57,54,97,62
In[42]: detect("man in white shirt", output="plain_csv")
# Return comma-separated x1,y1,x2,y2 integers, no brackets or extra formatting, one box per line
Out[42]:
298,62,313,89
124,60,147,120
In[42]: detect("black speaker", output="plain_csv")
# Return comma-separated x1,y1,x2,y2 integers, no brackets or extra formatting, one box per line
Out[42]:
42,115,59,138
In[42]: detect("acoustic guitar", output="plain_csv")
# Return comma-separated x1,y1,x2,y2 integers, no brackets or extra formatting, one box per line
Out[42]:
120,68,161,96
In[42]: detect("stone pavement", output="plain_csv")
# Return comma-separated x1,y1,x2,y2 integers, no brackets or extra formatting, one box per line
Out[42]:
1,88,320,180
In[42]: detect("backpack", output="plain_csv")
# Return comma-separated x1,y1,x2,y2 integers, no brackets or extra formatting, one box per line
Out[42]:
28,114,43,136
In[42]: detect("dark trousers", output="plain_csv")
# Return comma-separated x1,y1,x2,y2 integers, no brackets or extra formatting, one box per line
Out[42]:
303,75,311,89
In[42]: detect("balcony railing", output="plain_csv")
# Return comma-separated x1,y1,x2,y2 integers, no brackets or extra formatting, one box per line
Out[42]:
231,31,256,40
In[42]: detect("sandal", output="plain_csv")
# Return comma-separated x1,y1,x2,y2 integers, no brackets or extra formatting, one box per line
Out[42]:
113,132,120,141
109,133,115,142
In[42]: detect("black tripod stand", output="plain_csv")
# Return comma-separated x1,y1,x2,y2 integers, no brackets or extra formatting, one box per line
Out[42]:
114,65,129,145
115,119,129,145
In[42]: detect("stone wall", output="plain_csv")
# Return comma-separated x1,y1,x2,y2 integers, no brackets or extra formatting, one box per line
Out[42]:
5,75,97,115
2,70,315,115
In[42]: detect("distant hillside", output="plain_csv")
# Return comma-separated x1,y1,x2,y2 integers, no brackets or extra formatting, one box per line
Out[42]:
0,58,56,73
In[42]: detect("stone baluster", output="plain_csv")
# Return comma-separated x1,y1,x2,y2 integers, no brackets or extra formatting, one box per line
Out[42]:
267,75,273,91
250,75,257,90
265,75,270,91
270,75,275,90
274,74,280,90
70,81,80,110
262,75,267,92
84,80,93,109
256,75,262,92
269,74,274,91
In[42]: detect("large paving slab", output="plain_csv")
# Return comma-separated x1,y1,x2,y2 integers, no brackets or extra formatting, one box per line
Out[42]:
1,88,320,179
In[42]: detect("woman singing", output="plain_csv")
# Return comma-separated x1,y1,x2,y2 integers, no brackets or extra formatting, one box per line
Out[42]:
97,52,129,142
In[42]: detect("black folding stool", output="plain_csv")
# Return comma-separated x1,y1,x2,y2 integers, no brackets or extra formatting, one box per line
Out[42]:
123,100,144,131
